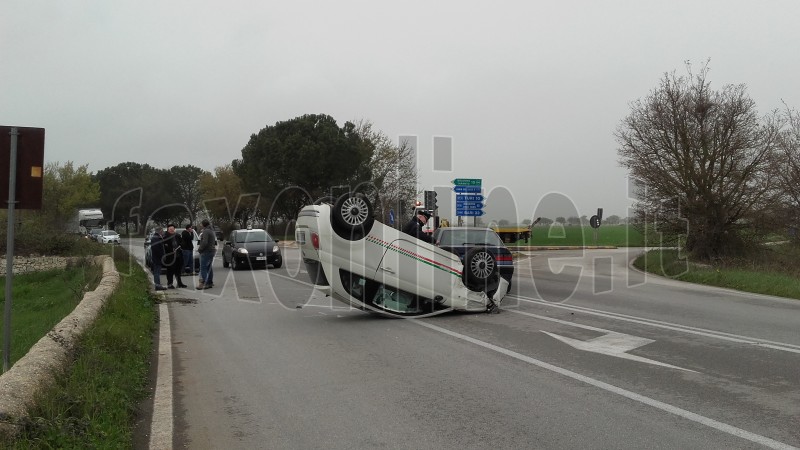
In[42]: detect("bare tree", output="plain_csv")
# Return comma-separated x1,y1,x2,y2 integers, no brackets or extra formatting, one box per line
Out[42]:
616,62,781,259
774,105,800,239
353,120,418,226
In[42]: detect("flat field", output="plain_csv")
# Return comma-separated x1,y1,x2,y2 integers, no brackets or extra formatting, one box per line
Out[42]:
508,224,644,247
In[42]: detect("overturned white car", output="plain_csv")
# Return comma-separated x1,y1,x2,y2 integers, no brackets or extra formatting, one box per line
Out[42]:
295,193,508,317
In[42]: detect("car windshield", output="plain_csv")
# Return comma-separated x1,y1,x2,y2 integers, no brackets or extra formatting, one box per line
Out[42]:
437,229,503,246
235,230,271,243
101,231,117,236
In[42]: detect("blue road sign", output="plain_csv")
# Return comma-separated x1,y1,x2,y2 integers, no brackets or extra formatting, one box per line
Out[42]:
453,185,482,193
456,194,484,202
456,201,483,209
456,209,485,216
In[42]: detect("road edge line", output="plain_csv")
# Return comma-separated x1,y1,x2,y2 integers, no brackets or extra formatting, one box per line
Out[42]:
148,303,173,449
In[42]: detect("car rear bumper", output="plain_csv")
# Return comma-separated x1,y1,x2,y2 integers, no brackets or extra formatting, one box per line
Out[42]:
233,254,281,267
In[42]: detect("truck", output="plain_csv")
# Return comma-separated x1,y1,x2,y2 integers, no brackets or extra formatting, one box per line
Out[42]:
491,217,541,244
66,208,105,235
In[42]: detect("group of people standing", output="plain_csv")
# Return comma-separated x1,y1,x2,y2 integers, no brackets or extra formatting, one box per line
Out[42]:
150,219,217,291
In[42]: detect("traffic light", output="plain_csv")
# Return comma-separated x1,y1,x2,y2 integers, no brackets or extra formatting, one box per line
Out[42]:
424,190,437,211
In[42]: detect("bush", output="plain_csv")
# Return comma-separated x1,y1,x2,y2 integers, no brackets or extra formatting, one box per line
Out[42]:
0,217,96,256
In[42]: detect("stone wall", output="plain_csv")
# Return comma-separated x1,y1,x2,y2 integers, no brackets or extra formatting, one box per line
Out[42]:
0,256,82,275
0,255,120,438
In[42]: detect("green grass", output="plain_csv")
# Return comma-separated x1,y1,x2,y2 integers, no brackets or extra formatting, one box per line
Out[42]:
2,247,157,448
507,224,645,247
0,260,102,366
633,244,800,300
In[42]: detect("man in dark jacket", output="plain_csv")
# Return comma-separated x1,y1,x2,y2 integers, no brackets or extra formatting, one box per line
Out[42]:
163,224,187,288
402,209,434,244
180,224,195,274
150,227,167,291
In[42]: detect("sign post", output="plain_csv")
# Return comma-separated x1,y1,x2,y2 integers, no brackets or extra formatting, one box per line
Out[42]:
3,128,19,373
2,126,45,373
452,178,483,226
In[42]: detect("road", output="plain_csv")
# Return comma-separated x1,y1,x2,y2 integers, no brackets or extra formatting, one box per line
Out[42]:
126,240,800,449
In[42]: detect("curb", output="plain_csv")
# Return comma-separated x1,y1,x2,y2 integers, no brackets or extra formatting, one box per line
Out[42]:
512,246,619,251
0,255,120,438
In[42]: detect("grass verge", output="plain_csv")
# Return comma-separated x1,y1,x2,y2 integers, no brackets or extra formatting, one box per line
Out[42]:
1,247,157,448
0,259,102,365
633,244,800,300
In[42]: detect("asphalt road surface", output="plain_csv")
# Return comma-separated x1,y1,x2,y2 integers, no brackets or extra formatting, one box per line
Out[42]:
126,240,800,449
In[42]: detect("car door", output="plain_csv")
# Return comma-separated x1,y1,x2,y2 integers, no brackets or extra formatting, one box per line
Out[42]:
374,236,462,301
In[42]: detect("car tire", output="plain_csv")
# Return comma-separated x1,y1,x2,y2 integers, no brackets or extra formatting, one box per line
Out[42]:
462,247,500,293
331,192,374,240
223,255,229,268
231,257,239,271
272,260,282,269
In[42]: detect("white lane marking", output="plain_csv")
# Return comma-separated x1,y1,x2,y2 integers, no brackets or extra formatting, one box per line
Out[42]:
150,303,173,450
510,295,800,354
542,331,697,372
413,320,797,450
508,309,696,371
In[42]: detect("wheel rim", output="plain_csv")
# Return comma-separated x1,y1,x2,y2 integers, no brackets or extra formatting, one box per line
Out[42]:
469,251,495,279
339,197,369,226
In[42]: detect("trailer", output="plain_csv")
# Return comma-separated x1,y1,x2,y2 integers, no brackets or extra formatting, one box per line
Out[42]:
67,208,105,235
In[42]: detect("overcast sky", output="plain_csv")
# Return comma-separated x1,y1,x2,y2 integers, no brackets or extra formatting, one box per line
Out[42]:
2,1,798,221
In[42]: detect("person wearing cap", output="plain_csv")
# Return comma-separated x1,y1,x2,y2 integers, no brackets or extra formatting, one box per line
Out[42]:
402,209,435,244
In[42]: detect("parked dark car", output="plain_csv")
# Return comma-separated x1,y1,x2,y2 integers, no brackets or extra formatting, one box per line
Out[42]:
433,227,514,292
222,228,282,270
144,229,200,272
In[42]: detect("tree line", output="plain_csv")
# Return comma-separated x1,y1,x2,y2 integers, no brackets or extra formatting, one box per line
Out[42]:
3,63,799,260
1,115,418,252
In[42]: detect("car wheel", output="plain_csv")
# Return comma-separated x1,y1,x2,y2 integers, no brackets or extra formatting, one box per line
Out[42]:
231,257,239,270
272,260,282,269
331,192,374,240
462,247,500,293
223,255,229,268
